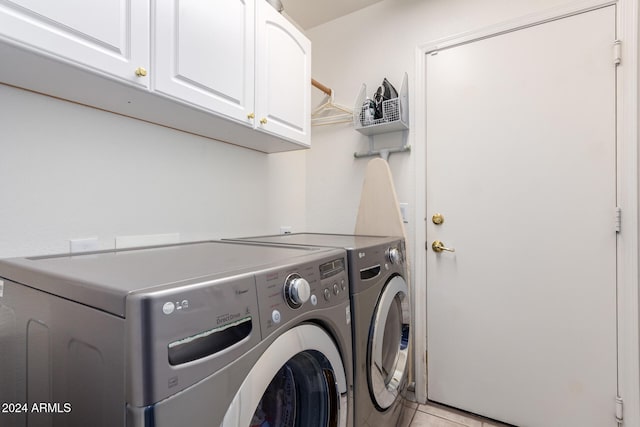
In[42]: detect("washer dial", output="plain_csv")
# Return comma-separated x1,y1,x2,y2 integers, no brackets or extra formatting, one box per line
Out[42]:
387,247,403,264
284,273,311,308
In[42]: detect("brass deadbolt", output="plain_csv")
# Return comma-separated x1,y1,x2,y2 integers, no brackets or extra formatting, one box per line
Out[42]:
432,213,444,225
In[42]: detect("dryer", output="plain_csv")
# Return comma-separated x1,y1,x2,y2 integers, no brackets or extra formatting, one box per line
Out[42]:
0,241,353,427
228,234,411,427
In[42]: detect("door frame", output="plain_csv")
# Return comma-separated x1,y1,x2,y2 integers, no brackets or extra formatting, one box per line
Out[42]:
412,1,639,425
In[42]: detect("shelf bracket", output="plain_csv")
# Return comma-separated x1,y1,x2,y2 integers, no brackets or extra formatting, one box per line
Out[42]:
354,144,411,161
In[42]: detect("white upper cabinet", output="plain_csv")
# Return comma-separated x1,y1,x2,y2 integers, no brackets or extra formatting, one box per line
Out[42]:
0,0,150,87
0,0,310,152
255,0,311,146
154,0,310,147
154,0,255,125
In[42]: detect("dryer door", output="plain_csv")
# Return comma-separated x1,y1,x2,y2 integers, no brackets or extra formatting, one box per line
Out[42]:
368,275,410,410
221,324,348,427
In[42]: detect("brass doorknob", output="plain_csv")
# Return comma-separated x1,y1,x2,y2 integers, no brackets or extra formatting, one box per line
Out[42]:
135,67,147,77
260,118,268,125
432,240,455,253
247,112,255,119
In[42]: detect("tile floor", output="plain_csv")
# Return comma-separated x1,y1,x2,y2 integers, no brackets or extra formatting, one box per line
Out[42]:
399,400,512,427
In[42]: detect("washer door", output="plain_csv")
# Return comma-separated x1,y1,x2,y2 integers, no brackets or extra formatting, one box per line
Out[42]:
368,275,410,410
221,324,348,427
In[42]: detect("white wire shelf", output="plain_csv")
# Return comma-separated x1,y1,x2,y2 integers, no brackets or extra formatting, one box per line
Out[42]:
353,73,409,136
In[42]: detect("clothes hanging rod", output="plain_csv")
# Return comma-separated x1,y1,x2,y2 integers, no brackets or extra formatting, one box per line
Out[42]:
312,78,332,96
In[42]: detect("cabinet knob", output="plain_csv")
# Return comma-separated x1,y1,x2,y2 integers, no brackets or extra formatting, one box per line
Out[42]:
260,118,268,125
247,113,255,119
135,67,148,77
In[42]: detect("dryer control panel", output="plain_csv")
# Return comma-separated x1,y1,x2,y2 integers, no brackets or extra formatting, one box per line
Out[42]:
254,249,350,338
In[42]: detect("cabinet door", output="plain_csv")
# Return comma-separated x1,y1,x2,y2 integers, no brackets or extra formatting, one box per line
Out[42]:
0,0,149,87
255,1,311,146
154,0,255,125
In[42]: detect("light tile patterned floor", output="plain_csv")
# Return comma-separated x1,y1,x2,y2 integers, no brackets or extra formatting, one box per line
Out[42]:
399,400,512,427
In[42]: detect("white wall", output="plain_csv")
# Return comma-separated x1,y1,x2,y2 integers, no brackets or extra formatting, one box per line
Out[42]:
0,84,306,258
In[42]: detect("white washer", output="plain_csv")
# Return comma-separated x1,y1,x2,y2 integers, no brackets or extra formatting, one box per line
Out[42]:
228,234,411,427
0,241,353,427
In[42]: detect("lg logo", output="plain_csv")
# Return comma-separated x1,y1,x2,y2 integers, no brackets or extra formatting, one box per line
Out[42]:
162,299,189,315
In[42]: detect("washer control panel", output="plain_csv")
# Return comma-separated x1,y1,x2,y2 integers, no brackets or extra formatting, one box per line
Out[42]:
255,250,349,338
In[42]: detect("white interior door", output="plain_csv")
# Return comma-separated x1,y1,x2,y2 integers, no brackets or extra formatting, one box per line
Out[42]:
425,6,617,427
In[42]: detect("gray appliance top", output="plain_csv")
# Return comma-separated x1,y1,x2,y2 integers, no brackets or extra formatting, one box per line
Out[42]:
0,241,338,317
231,233,401,250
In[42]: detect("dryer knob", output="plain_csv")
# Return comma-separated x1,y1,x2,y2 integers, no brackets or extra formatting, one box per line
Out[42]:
284,274,311,308
387,247,403,264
